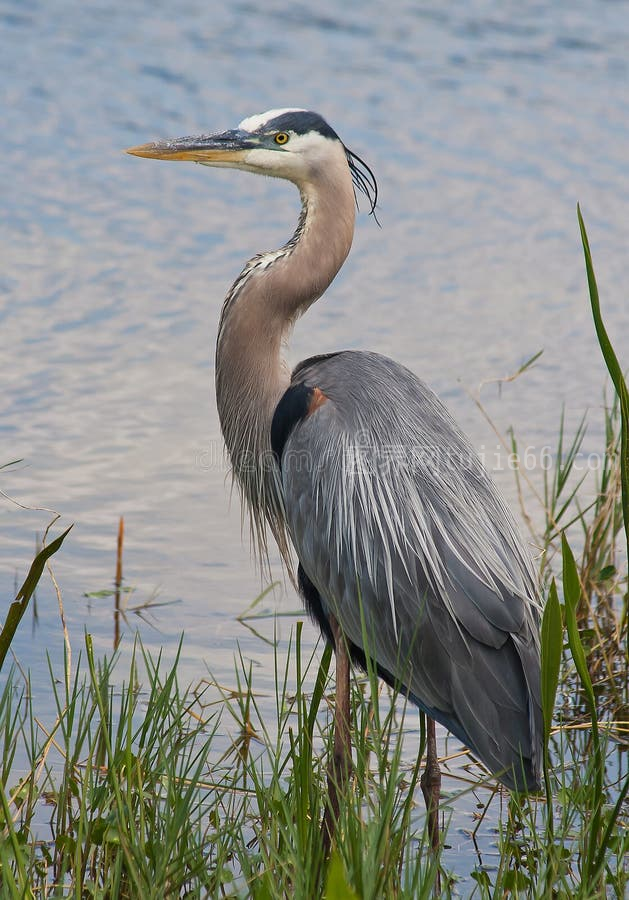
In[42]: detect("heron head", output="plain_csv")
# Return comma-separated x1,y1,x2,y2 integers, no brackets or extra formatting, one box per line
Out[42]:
126,108,377,214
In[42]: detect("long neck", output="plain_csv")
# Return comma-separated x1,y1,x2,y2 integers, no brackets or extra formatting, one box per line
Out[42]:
215,165,355,565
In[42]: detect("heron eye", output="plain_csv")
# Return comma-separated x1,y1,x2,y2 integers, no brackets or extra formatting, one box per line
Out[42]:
274,132,289,145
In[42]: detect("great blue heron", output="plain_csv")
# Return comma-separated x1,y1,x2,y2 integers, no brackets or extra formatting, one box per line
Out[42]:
127,108,542,851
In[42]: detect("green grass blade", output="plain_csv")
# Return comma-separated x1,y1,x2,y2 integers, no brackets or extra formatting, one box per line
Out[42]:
562,534,598,741
562,532,603,888
578,205,629,576
324,849,360,899
0,788,34,898
0,525,72,671
540,577,562,848
540,578,562,750
307,641,332,738
592,764,629,877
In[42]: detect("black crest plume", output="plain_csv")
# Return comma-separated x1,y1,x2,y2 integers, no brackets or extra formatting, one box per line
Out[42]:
344,145,379,224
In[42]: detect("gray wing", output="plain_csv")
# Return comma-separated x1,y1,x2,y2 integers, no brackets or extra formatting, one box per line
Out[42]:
281,351,542,791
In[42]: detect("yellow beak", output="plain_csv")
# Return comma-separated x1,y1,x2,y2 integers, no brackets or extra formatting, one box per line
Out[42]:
125,129,253,162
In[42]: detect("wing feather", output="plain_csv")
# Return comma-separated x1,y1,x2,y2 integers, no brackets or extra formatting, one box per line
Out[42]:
281,350,542,790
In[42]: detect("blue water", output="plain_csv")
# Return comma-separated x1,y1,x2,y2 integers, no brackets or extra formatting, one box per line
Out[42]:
2,0,628,884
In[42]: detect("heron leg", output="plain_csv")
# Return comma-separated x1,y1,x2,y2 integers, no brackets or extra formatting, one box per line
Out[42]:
322,613,352,854
420,716,441,855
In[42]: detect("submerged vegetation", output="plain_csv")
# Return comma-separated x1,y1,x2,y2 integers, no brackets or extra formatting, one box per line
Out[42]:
1,214,627,896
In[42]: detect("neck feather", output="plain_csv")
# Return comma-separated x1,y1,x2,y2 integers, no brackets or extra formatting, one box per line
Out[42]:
215,162,355,566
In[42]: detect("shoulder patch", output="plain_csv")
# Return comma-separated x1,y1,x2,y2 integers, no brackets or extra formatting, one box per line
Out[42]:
271,382,328,468
307,387,328,415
